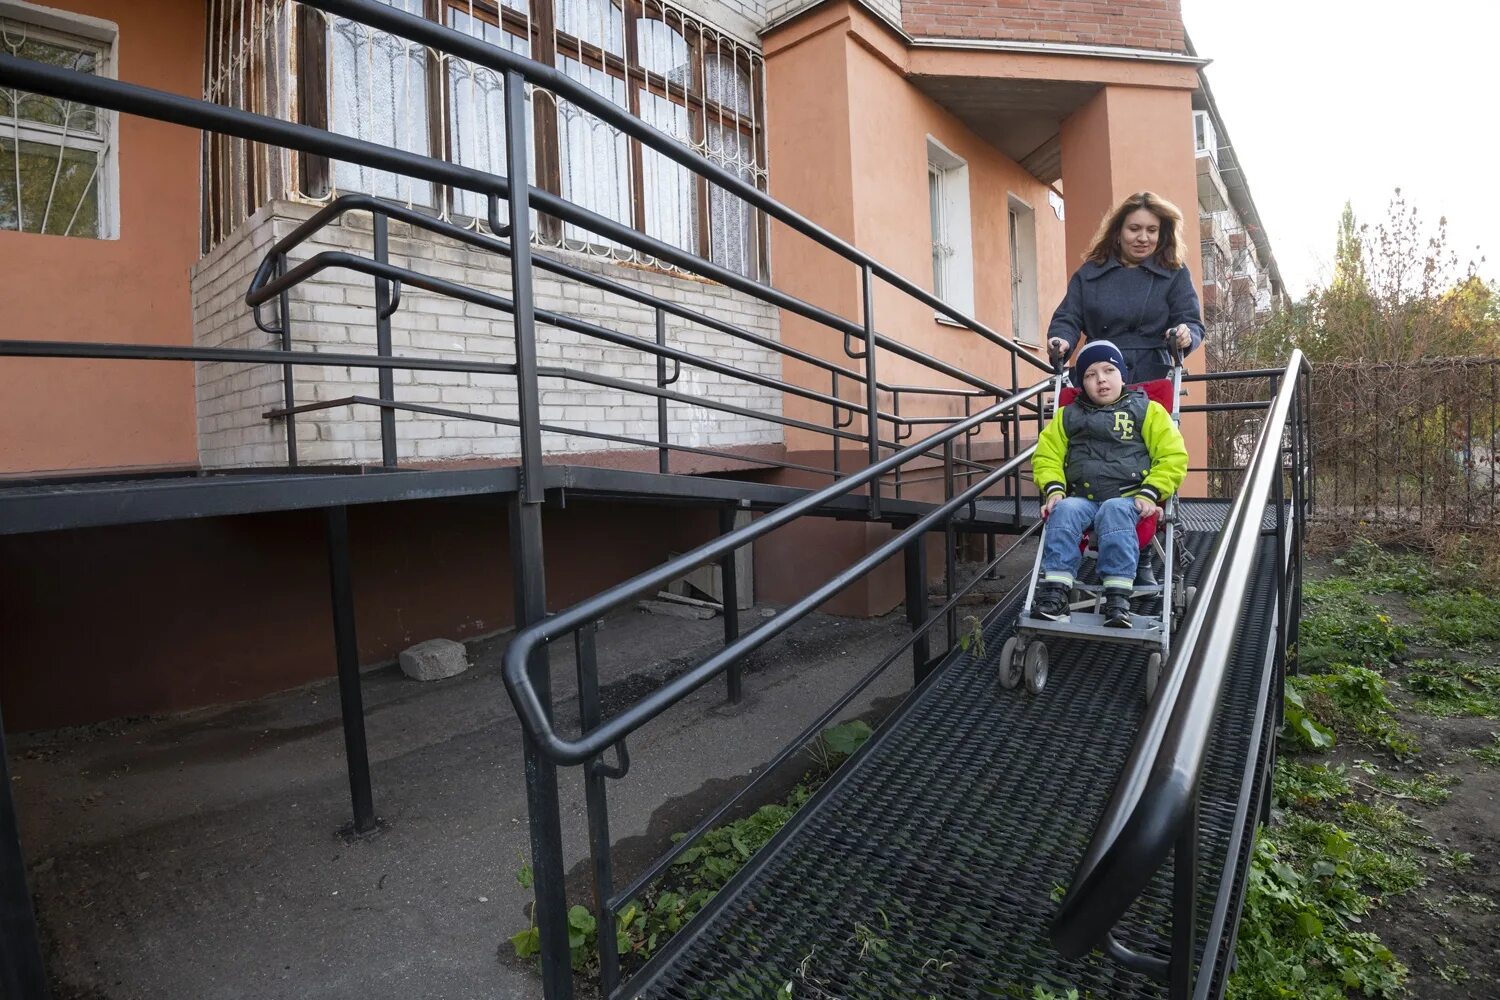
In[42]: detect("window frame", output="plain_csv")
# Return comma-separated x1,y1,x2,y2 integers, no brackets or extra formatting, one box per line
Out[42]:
1006,193,1039,346
0,0,119,239
925,136,972,319
295,0,766,278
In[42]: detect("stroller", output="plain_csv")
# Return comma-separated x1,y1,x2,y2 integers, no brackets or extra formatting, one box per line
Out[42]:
998,345,1195,701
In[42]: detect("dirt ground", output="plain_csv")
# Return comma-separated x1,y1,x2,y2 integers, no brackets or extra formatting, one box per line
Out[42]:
8,549,1028,1000
1300,554,1500,999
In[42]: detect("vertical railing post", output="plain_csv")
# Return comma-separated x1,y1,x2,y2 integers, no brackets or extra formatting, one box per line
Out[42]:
576,623,619,996
861,266,880,519
655,308,669,475
373,213,398,468
324,505,376,835
1012,352,1022,525
0,698,50,1000
504,71,571,1000
831,371,841,477
943,439,957,653
276,254,299,469
905,538,930,683
1169,798,1199,1000
720,505,743,704
891,392,902,499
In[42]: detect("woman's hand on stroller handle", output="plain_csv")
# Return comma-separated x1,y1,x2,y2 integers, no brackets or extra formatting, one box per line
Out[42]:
1047,338,1070,371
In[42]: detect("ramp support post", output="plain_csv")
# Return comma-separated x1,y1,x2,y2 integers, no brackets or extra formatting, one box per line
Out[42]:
325,505,377,835
905,536,931,683
1169,796,1199,999
720,505,743,703
0,699,50,1000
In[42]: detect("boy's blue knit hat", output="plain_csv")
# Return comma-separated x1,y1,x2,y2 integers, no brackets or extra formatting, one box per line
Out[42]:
1071,339,1129,388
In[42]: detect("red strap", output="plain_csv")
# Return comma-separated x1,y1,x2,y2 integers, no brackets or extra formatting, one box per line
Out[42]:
1057,378,1173,410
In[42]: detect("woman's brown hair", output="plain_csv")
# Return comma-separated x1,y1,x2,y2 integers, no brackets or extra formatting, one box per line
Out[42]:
1084,191,1186,269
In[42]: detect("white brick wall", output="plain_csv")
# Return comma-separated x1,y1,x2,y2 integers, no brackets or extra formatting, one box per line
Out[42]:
190,201,784,468
763,0,900,30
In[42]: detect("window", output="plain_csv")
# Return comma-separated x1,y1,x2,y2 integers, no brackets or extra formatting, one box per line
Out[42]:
925,137,972,316
1007,196,1038,345
207,0,768,277
1193,110,1216,163
0,5,116,238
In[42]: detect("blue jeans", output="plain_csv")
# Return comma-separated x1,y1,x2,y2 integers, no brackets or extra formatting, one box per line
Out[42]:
1041,496,1141,592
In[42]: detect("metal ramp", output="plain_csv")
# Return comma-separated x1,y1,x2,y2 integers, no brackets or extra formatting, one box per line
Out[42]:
503,354,1308,1000
628,528,1276,1000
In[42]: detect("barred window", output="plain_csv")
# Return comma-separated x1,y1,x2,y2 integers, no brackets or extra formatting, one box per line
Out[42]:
1,11,115,239
203,0,767,279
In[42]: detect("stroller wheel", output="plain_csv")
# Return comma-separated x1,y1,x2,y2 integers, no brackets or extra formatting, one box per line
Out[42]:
1145,652,1163,702
997,635,1022,690
1023,640,1049,694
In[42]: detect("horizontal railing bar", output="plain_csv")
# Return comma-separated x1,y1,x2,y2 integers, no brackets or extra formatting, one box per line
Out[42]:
251,195,878,392
249,250,875,426
0,338,519,377
502,383,1049,764
882,383,998,397
259,198,1032,406
1181,401,1270,413
606,519,1041,910
261,395,841,478
1182,367,1283,383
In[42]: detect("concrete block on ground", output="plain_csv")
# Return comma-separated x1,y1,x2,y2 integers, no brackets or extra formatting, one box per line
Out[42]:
398,638,470,681
638,600,716,621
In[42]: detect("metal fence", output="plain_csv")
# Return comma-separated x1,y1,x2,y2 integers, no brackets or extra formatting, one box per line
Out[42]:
1208,355,1499,530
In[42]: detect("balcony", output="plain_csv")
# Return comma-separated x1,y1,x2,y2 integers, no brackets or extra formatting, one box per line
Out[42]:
1199,213,1230,263
1196,149,1229,214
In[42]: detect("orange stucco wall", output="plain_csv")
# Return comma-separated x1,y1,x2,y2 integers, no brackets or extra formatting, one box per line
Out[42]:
0,0,203,475
760,1,1207,613
1060,84,1208,484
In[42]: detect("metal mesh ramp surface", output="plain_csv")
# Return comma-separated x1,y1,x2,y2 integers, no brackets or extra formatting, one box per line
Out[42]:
628,523,1278,1000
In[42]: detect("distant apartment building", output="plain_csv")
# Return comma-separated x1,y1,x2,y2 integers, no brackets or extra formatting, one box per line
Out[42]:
1189,39,1286,362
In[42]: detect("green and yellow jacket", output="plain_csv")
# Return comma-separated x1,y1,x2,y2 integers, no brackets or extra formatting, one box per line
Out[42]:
1032,387,1187,505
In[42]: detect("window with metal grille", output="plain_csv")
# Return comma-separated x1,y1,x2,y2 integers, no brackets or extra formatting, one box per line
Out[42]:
203,0,767,279
0,9,115,239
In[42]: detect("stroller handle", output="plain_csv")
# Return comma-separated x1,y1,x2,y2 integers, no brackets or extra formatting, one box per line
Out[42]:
1047,340,1069,375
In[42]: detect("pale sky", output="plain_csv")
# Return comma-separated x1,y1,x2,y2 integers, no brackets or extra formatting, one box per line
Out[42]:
1180,0,1500,299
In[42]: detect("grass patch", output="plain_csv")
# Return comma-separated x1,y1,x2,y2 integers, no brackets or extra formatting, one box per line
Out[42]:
1464,733,1500,766
1284,664,1420,759
1298,581,1411,672
1403,659,1500,719
512,721,872,975
1408,589,1500,647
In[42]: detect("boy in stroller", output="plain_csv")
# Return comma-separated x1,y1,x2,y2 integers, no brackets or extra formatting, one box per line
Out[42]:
1031,339,1188,626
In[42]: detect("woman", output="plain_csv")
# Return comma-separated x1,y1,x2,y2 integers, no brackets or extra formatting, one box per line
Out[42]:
1045,191,1204,385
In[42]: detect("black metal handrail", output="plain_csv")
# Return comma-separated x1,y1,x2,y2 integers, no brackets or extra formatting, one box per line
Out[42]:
1049,351,1309,992
304,0,1050,375
246,194,1012,402
1,13,1047,513
501,379,1048,764
239,194,1013,485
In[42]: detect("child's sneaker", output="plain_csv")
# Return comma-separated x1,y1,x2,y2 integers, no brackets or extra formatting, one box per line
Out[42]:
1103,588,1133,628
1032,583,1070,621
